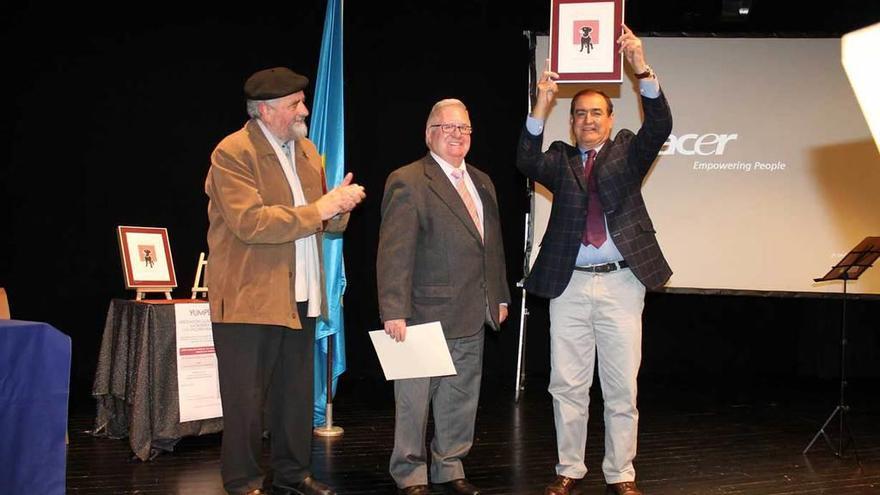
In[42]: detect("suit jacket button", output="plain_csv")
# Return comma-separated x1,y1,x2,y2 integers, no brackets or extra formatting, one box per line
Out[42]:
289,271,293,278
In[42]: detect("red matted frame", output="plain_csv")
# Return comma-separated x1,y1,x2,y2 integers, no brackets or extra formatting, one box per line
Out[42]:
550,0,624,83
117,226,178,289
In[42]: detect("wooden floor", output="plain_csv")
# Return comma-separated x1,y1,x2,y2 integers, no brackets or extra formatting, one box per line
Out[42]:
67,374,880,494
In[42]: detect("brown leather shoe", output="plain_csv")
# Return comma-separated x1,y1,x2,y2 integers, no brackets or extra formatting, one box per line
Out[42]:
441,478,480,495
397,485,430,495
606,481,642,495
544,475,581,495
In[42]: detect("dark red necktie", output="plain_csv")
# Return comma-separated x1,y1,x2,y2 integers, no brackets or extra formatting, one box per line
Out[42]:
581,149,607,248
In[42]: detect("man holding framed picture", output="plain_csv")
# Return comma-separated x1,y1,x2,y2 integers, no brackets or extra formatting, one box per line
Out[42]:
517,26,673,495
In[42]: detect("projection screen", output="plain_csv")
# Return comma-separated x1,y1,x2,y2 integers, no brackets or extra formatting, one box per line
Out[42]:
530,36,880,295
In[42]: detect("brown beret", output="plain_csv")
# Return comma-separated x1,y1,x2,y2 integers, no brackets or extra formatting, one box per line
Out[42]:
244,67,309,100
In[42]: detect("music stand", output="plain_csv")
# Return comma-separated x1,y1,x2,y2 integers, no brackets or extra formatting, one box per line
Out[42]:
803,236,880,460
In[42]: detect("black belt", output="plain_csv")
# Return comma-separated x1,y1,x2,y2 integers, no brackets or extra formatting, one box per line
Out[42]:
573,260,628,273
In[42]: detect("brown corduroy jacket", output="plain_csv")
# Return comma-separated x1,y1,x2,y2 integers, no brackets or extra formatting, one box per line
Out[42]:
205,119,348,329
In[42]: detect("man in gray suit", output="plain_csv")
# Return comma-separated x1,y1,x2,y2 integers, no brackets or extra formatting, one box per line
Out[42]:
377,99,511,495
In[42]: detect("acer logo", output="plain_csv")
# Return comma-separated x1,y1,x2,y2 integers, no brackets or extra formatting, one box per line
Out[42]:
659,133,738,156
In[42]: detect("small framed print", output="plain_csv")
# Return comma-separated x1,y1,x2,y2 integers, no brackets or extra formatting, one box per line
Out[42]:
117,226,177,289
550,0,624,83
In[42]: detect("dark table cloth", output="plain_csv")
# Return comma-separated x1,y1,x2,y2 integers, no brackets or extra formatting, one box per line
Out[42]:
92,299,223,461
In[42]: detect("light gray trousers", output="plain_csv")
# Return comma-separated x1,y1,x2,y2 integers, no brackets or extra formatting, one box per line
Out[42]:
549,268,645,483
390,330,485,488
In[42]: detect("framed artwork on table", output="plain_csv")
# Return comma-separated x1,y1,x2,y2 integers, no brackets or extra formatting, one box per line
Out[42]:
549,0,624,83
117,226,177,298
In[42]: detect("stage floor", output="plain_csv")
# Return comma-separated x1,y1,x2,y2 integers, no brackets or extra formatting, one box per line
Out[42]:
67,374,879,494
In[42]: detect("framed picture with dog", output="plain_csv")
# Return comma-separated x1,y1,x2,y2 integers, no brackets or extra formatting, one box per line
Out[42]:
549,0,624,82
117,226,177,298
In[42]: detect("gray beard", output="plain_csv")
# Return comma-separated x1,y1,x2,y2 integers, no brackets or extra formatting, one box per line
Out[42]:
291,122,308,141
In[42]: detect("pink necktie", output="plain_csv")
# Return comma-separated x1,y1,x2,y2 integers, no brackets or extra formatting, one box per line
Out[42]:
451,168,483,239
582,149,607,248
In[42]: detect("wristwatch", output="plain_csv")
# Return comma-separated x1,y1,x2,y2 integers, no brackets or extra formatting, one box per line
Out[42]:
634,65,654,79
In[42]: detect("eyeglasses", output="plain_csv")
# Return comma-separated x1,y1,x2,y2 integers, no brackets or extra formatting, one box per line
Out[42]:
430,123,473,135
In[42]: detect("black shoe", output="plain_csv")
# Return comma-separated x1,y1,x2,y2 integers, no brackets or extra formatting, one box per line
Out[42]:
440,478,481,495
275,476,336,495
397,485,430,495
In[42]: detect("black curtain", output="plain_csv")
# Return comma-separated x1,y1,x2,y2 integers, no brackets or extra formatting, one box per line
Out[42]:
2,2,878,412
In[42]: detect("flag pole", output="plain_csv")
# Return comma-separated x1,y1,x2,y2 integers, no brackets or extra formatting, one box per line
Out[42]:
314,335,343,437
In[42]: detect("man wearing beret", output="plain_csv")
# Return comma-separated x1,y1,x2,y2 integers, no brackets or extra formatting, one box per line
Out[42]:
206,67,365,495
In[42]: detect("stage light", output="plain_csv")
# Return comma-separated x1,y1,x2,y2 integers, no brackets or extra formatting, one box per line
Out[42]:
842,22,880,155
721,0,752,21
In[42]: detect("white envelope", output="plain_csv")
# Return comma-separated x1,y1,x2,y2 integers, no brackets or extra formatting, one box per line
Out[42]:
369,321,457,380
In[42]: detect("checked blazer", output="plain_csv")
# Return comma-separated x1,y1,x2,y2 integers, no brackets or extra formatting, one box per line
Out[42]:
516,91,673,299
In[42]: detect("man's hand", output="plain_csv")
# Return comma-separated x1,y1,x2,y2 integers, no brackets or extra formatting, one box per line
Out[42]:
499,305,508,324
384,319,407,343
617,24,648,74
315,172,366,220
531,58,559,120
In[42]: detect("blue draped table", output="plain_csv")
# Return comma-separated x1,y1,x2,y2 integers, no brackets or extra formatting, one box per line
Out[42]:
91,299,223,461
0,319,71,494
